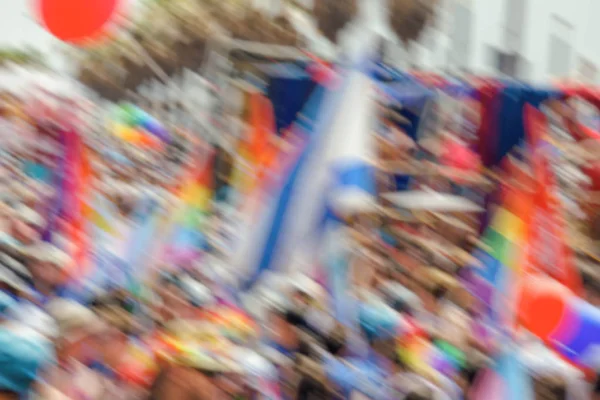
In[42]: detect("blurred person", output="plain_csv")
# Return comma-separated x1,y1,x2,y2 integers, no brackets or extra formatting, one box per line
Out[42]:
229,347,283,400
584,276,600,307
533,375,568,400
26,244,72,305
0,292,16,324
389,356,444,399
295,374,330,400
38,299,109,400
0,256,33,300
0,292,56,400
154,273,197,323
177,275,216,319
413,282,449,338
311,319,395,400
213,143,234,203
75,294,152,399
147,364,229,400
378,271,422,317
267,306,301,360
258,299,307,399
581,276,600,399
148,327,238,400
2,205,44,259
520,339,591,400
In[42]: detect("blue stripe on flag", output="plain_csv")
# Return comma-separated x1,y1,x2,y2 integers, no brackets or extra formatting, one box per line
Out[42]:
243,78,353,290
332,163,376,195
317,163,377,231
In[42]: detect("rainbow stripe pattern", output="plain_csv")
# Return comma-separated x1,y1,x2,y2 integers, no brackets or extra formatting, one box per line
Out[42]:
230,93,277,198
469,183,533,327
165,150,215,259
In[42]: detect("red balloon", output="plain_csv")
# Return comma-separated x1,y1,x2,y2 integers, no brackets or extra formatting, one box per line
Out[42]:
518,277,570,341
35,0,120,43
527,293,567,340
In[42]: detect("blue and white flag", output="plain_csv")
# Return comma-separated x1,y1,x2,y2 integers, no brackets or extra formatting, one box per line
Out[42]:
238,31,379,315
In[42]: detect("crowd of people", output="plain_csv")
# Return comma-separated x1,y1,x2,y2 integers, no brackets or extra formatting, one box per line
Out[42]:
0,77,600,400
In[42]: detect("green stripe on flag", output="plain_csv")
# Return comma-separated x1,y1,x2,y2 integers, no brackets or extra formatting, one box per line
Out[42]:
483,229,514,266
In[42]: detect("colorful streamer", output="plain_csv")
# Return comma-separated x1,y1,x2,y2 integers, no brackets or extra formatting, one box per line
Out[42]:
161,147,215,264
112,103,170,146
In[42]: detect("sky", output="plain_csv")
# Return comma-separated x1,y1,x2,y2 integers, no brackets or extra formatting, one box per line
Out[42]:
0,1,61,63
0,0,141,73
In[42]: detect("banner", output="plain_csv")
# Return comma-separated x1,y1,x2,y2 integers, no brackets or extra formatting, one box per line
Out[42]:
523,106,582,294
64,133,94,281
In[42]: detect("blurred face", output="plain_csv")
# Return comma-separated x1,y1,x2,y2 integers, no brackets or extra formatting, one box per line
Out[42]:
269,311,298,351
415,282,436,312
56,218,70,235
12,219,39,244
396,271,413,290
158,282,188,320
30,261,61,287
96,326,129,367
453,287,474,310
58,330,99,365
587,287,600,307
292,290,310,310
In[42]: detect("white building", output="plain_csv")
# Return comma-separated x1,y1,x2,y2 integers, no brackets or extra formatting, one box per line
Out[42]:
390,0,600,84
284,0,600,84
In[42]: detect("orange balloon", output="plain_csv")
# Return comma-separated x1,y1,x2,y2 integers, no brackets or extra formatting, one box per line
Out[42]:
35,0,121,43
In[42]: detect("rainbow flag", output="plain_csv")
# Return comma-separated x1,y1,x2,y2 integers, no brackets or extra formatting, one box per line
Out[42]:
176,154,214,226
83,193,115,235
163,149,215,260
230,93,278,198
469,165,534,328
56,129,94,282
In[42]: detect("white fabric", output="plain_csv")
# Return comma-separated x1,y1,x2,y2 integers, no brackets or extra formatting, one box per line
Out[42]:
519,341,592,400
9,303,59,339
103,217,135,260
378,281,423,311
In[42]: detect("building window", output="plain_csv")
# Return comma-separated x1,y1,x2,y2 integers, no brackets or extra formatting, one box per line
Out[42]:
578,57,597,83
490,47,518,77
504,0,527,53
548,36,571,77
548,15,573,77
449,1,472,70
